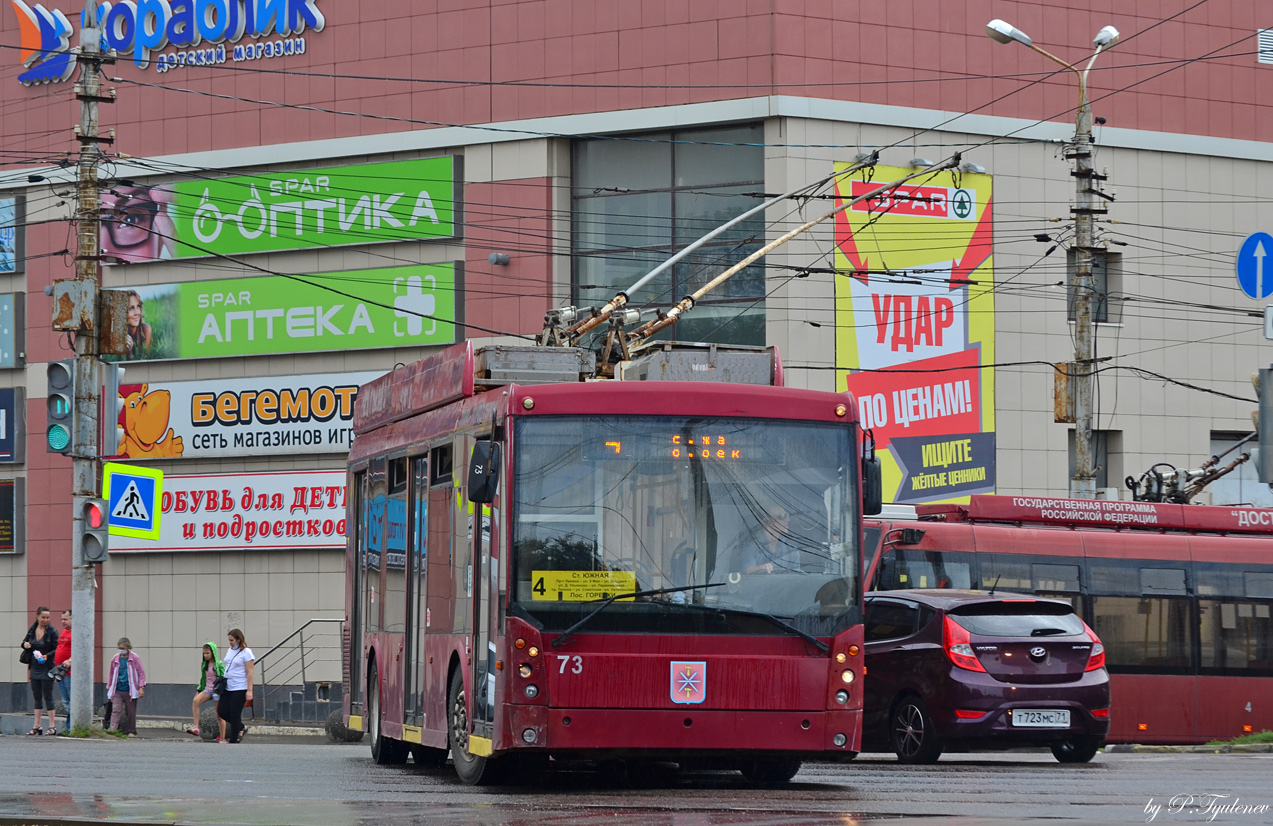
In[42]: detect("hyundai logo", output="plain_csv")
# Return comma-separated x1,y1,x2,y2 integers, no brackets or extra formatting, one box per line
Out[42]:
1029,646,1047,661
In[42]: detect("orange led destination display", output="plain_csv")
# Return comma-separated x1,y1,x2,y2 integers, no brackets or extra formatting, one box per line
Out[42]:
583,432,780,464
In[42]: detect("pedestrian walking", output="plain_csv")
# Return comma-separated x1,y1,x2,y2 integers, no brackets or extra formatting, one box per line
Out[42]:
106,638,147,737
217,629,255,744
186,642,227,741
51,610,73,733
20,606,59,735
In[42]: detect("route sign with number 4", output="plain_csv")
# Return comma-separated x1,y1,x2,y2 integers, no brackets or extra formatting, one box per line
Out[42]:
102,462,163,540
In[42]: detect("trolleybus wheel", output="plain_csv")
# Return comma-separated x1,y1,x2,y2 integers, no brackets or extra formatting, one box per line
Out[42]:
448,669,504,785
1051,735,1100,764
739,755,802,785
891,696,942,764
369,662,408,765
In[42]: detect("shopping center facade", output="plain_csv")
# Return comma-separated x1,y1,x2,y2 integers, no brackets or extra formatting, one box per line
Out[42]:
0,1,1269,714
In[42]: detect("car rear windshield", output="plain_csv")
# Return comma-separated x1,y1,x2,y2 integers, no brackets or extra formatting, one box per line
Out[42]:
948,602,1084,637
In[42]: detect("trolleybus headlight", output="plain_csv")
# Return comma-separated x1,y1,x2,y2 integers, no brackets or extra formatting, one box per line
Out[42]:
835,690,849,704
840,669,855,684
522,728,537,744
832,733,847,747
518,664,532,678
528,646,540,658
524,684,539,699
835,652,846,663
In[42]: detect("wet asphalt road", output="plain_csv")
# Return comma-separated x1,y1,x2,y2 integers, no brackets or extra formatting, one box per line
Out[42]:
0,735,1270,826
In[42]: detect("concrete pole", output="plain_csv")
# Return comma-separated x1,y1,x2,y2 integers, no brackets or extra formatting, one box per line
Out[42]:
70,2,102,732
1068,63,1099,500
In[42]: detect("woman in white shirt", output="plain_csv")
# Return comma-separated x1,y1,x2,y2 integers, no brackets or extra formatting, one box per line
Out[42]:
216,628,255,744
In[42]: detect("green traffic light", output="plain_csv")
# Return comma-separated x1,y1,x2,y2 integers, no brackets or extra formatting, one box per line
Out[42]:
47,424,70,451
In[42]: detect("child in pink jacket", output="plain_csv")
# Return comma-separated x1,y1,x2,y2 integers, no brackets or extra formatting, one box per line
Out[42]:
106,638,147,736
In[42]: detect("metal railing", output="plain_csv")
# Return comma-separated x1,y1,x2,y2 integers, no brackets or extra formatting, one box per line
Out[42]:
253,617,344,723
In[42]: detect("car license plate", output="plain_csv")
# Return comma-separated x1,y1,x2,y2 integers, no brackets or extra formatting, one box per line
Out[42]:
1012,709,1070,727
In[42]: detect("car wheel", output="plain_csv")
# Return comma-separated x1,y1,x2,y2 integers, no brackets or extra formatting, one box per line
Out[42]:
739,756,802,785
1051,735,1100,764
369,662,408,765
891,696,942,764
448,669,505,785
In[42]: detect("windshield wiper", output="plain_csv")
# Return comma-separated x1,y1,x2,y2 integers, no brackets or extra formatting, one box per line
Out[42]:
550,582,726,648
715,607,831,652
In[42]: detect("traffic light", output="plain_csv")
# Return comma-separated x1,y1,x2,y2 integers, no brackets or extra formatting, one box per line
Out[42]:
1256,368,1273,484
102,361,126,456
80,497,109,563
46,360,75,455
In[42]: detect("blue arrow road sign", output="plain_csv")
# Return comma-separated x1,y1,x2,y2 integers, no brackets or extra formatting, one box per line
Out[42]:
102,462,163,540
1237,232,1273,300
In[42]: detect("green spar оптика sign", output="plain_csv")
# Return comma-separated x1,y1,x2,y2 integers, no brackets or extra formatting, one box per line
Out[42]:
107,263,461,361
100,157,458,263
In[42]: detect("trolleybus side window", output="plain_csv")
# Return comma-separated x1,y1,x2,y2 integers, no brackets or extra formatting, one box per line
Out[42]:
364,458,388,632
1196,562,1273,675
1088,561,1193,672
875,548,974,591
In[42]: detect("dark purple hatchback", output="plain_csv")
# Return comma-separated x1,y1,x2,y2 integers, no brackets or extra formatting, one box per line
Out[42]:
862,590,1111,763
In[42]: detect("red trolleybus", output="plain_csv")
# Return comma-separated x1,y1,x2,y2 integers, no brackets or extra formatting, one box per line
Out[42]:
865,495,1273,744
343,342,880,784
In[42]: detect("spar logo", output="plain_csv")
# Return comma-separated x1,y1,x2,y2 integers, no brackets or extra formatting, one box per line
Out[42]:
11,1,75,86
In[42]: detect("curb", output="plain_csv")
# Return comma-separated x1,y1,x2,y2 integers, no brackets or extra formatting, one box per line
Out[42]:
1106,743,1273,754
134,718,326,737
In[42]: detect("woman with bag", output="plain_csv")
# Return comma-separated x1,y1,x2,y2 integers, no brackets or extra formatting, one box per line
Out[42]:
105,638,147,736
186,642,227,741
217,629,255,744
20,606,59,735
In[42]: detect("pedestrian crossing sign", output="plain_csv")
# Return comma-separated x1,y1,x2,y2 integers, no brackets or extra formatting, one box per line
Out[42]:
102,462,163,540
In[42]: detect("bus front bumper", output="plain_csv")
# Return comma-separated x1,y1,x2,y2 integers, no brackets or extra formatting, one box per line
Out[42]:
503,705,861,755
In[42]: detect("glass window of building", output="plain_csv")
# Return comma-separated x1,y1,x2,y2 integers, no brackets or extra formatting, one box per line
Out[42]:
572,125,766,345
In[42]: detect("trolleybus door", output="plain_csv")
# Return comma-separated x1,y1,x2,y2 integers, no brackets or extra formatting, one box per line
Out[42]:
469,437,498,740
348,470,368,719
404,456,429,725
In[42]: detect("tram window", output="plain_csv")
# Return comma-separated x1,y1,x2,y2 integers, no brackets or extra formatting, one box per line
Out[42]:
1141,568,1187,596
1198,599,1273,674
875,548,973,591
431,444,453,486
1090,596,1193,671
1247,572,1273,599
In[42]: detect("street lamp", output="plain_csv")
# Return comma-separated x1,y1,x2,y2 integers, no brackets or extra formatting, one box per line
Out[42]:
986,18,1119,500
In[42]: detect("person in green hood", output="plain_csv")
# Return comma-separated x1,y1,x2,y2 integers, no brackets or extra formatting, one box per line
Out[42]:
186,642,227,741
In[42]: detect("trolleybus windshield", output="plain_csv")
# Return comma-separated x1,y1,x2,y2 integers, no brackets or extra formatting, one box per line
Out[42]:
511,415,860,638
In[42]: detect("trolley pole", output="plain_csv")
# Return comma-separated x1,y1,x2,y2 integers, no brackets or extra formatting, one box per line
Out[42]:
69,1,103,732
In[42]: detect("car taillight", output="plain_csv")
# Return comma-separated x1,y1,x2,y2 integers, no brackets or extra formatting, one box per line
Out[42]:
1091,708,1110,718
1081,620,1105,672
943,615,987,672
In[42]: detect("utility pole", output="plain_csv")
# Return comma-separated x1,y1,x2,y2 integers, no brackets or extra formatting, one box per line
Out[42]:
69,0,105,732
1068,79,1100,500
985,19,1120,499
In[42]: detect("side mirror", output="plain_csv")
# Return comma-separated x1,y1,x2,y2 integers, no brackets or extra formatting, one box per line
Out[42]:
862,456,882,515
467,441,502,504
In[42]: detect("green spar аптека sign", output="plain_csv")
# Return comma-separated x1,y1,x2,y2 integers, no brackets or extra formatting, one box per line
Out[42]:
100,157,458,263
107,263,461,361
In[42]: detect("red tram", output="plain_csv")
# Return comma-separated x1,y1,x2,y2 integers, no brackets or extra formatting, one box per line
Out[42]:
865,495,1273,743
